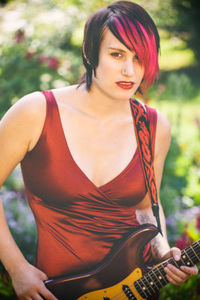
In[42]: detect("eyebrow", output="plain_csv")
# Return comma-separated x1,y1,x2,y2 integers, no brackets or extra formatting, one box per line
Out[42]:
107,47,127,53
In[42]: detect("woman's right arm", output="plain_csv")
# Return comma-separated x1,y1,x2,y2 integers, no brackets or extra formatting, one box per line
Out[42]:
0,92,57,300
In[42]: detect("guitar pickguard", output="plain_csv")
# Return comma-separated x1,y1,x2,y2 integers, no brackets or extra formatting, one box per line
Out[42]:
78,267,145,300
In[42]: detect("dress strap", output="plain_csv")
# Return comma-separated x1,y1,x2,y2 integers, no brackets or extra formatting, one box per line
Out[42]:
41,90,61,128
42,90,57,111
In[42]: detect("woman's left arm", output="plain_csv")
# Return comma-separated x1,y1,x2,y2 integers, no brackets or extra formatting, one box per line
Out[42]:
136,110,198,286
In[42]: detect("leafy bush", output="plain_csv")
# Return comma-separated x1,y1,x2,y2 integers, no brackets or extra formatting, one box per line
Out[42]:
0,32,70,118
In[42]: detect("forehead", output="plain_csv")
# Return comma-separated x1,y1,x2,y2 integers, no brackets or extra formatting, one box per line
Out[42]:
100,28,131,52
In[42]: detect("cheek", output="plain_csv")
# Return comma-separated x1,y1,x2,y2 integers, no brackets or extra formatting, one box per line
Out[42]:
96,57,118,77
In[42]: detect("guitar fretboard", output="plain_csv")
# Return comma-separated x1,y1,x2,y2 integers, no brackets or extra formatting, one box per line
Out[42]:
134,240,200,298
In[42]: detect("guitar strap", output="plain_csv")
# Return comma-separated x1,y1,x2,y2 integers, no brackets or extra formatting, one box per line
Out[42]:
130,98,163,236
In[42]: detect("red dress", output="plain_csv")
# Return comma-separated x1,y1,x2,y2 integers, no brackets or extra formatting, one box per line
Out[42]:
21,90,157,278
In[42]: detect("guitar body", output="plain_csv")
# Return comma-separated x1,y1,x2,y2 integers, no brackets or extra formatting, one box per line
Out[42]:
45,224,158,300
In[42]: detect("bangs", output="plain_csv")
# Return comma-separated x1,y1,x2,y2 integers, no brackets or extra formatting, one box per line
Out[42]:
107,15,159,91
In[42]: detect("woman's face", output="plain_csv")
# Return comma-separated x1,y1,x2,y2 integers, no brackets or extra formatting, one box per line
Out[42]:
91,28,145,101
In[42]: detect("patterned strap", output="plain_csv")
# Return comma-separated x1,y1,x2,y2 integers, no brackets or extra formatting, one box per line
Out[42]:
130,98,162,236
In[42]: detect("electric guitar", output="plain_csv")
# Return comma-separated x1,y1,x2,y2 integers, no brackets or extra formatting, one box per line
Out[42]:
45,224,200,300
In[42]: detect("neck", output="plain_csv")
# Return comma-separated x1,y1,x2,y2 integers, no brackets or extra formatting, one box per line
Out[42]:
76,83,133,122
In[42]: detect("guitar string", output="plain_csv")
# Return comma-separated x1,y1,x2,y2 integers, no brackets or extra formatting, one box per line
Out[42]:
108,252,199,300
100,244,200,300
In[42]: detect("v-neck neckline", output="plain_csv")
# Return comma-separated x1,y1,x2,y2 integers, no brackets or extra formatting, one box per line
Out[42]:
50,91,141,190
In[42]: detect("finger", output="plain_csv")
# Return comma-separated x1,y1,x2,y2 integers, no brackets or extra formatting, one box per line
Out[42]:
40,271,48,281
180,265,199,276
170,247,181,261
32,294,44,300
40,286,58,300
167,264,188,280
164,264,188,285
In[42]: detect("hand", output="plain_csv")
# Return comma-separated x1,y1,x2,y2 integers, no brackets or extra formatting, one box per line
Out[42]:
10,263,58,300
163,247,199,286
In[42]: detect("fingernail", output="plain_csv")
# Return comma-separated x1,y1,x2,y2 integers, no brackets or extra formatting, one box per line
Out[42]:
175,255,180,260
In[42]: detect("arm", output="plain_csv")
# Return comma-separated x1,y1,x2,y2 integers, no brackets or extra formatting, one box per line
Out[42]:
0,92,57,300
135,110,198,285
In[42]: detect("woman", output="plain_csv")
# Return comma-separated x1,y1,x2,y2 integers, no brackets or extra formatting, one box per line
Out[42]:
0,1,198,299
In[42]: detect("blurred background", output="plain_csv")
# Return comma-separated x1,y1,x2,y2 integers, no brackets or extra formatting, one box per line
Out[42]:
0,0,199,298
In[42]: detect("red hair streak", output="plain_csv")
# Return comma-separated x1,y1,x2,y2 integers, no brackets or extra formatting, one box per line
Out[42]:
114,16,159,91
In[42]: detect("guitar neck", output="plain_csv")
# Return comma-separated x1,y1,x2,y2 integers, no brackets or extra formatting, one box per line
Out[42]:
134,240,200,298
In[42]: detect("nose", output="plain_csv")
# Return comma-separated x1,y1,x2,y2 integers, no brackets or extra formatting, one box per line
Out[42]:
122,59,135,77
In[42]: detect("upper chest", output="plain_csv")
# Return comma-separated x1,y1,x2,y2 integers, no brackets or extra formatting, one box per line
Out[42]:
60,104,136,153
55,101,138,187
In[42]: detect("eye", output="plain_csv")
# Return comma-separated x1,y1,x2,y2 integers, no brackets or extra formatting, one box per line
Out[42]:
110,52,122,58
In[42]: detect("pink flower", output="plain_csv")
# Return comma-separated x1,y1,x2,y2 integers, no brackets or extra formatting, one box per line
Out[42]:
175,231,193,250
175,235,187,250
14,29,25,43
196,215,200,231
47,57,59,70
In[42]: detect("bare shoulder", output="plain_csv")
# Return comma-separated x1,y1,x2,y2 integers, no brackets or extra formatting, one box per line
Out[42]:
156,110,171,140
0,91,46,152
52,85,79,102
2,91,45,121
155,109,171,159
0,91,47,186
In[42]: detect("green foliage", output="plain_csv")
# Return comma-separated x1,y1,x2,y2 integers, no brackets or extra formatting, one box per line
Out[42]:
149,71,200,103
169,0,200,62
160,272,200,300
0,39,71,118
0,0,85,118
0,273,14,299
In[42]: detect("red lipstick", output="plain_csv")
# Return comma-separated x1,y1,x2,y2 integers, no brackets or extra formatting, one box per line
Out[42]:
115,81,135,90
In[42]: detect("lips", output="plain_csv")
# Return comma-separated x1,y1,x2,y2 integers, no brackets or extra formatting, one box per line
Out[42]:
115,81,135,90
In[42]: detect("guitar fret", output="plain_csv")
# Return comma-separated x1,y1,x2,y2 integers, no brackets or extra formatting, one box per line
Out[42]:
148,271,161,287
182,249,194,266
134,279,148,298
154,268,168,287
157,265,168,284
142,275,156,294
186,248,197,264
168,257,180,268
145,272,160,291
193,242,200,253
150,269,165,288
139,277,152,296
191,243,200,263
193,243,200,256
191,246,200,261
179,254,188,266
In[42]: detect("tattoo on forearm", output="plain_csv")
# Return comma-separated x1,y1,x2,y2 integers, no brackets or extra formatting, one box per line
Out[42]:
136,211,170,260
136,211,156,226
